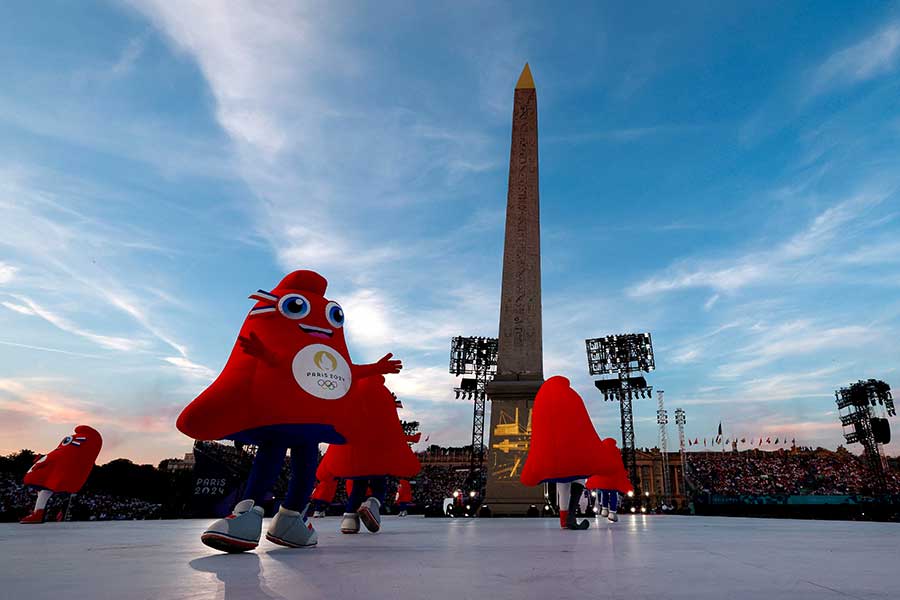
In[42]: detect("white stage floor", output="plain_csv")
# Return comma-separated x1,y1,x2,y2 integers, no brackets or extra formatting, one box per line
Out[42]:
2,515,898,600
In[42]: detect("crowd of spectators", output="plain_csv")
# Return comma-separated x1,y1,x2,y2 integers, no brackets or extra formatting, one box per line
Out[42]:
687,448,900,496
413,465,470,508
0,474,161,522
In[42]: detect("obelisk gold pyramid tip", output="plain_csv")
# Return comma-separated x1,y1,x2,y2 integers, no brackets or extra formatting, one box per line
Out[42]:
516,63,535,89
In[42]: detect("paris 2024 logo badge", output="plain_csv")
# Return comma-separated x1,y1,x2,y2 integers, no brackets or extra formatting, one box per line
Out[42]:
292,343,352,400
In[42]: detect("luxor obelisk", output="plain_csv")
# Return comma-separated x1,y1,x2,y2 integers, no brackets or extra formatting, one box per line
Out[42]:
484,64,547,514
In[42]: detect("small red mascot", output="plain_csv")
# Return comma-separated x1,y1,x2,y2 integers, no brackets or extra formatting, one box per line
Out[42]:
316,376,420,534
21,425,102,524
586,438,632,523
520,376,620,530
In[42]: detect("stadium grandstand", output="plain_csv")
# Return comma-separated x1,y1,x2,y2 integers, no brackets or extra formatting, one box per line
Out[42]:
2,442,899,522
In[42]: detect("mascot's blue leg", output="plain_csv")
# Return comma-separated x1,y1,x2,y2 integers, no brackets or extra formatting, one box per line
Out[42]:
608,490,619,513
244,444,288,505
283,441,318,512
345,478,368,513
369,477,387,506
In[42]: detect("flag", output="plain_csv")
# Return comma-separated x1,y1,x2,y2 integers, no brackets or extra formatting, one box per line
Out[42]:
741,438,746,443
694,438,699,445
759,438,763,446
791,438,795,444
688,439,692,446
774,437,779,444
725,438,730,445
717,422,722,436
424,435,430,442
766,437,771,444
715,436,722,445
704,438,707,446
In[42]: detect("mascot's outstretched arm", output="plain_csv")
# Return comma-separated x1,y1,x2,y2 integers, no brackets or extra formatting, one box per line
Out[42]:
354,353,403,379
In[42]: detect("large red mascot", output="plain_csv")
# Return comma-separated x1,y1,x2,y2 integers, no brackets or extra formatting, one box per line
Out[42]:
316,377,420,533
177,270,402,552
21,425,102,524
520,376,620,530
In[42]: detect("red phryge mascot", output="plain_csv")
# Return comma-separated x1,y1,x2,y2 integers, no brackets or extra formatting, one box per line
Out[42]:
395,478,413,517
520,376,621,530
586,438,632,523
315,377,420,533
21,425,102,524
177,270,402,552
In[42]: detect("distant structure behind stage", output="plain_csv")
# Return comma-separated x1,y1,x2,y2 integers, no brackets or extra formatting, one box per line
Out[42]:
484,63,546,515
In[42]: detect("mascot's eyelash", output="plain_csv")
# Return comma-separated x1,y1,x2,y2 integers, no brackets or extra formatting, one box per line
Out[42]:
71,436,87,447
248,289,279,316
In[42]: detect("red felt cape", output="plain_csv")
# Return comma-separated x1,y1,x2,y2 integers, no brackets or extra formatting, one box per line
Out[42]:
520,376,621,486
316,377,420,479
586,438,633,493
177,271,380,444
310,477,339,503
24,425,102,493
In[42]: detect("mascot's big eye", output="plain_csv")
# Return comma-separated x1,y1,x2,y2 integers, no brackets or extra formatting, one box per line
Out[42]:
325,301,345,328
277,294,311,320
61,436,73,446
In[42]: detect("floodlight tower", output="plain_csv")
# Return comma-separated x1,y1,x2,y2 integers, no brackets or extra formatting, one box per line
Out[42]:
656,390,671,505
450,336,499,493
586,333,655,499
674,408,687,502
835,379,895,495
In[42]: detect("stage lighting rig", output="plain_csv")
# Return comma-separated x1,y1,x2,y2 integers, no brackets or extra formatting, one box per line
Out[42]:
835,379,895,495
450,336,499,493
675,408,687,502
586,332,655,499
656,390,671,505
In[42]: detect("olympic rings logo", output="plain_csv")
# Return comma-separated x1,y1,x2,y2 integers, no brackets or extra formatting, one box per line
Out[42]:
318,379,338,390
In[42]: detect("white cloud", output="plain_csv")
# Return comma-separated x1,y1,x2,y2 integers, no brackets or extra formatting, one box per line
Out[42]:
629,191,887,297
810,23,900,96
111,34,147,77
1,300,33,315
163,356,216,380
387,366,457,404
0,261,17,284
6,295,144,352
715,321,872,378
703,294,719,311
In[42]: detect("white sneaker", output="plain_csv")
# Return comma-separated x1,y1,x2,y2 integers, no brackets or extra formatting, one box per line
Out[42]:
201,499,264,553
358,497,382,533
398,510,408,517
266,506,318,548
608,511,618,523
600,506,609,518
313,510,325,518
340,512,360,534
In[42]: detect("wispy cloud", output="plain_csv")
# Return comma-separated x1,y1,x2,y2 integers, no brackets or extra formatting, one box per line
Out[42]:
0,339,103,360
715,321,873,378
0,261,16,284
628,191,889,297
4,295,144,352
809,22,900,97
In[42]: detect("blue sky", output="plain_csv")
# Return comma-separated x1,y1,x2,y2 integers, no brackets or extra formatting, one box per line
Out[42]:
2,1,900,463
